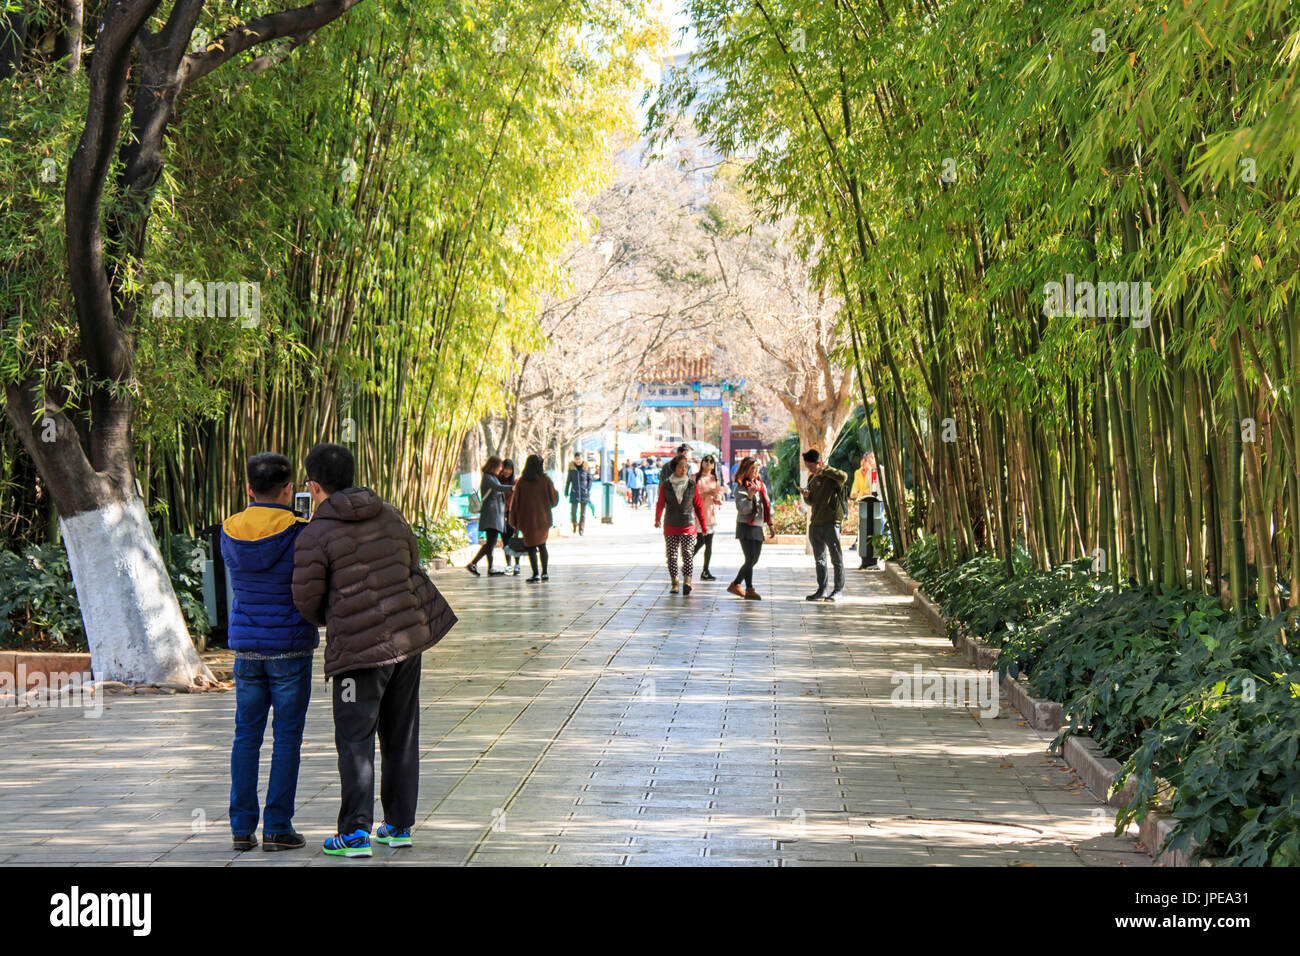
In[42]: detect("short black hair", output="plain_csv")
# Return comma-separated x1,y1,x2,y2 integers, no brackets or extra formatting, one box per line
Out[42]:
305,443,355,494
677,443,690,453
802,449,821,464
247,453,293,499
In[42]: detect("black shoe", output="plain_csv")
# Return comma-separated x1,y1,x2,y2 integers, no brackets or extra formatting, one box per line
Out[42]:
824,590,843,602
683,583,693,596
263,830,305,851
526,575,541,583
466,564,480,576
700,571,715,581
488,569,506,576
232,833,257,851
541,573,549,581
806,591,826,601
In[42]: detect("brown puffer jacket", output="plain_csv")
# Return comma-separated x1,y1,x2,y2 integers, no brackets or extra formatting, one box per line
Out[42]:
292,487,457,678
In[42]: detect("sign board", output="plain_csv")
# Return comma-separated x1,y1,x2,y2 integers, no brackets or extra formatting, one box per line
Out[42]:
636,380,741,409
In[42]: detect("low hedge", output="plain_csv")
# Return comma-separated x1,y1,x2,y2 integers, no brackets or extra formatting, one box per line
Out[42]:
900,534,1300,866
0,534,210,652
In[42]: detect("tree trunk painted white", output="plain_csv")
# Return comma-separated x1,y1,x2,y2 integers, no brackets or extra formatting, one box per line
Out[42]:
60,496,214,686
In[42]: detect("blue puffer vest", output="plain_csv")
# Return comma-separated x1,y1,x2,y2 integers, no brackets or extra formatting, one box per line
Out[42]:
220,503,319,654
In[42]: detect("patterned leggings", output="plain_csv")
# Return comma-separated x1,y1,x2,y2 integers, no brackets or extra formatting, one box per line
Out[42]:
665,534,695,581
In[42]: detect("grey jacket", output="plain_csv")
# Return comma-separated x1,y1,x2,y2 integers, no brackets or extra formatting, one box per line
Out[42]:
479,472,508,533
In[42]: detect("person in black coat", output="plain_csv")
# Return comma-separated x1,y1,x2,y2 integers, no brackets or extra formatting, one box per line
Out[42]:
564,456,593,536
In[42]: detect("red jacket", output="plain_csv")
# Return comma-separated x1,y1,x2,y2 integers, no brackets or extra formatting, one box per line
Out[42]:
656,479,707,536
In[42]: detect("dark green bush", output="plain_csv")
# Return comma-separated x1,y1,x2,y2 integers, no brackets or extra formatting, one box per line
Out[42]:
0,534,210,650
1115,612,1300,865
903,538,1096,650
0,544,84,647
902,542,1300,865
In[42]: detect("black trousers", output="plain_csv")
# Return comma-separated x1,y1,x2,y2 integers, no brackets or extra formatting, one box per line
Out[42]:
470,527,500,568
332,654,422,835
693,532,714,572
526,543,549,575
733,538,763,589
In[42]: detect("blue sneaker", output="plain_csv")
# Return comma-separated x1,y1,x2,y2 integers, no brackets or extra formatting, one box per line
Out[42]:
323,829,372,858
374,823,412,848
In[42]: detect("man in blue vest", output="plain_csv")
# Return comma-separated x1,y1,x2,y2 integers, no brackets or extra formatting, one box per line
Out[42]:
220,453,319,852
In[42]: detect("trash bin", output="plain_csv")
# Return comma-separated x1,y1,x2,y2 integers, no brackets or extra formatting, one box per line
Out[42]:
601,481,614,524
858,494,884,569
200,522,234,647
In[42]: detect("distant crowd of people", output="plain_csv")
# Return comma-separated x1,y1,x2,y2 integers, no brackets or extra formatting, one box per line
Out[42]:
462,440,861,604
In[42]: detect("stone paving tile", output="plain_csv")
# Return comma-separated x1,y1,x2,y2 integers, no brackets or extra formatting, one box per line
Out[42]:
0,507,1145,866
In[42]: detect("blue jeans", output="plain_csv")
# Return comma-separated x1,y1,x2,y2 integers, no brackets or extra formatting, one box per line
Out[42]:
230,655,313,836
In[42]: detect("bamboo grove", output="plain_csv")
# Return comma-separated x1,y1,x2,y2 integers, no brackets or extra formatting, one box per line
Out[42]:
657,0,1300,622
2,0,658,546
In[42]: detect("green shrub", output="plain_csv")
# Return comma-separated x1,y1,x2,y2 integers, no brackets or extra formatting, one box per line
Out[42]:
904,541,1096,650
165,534,211,640
0,534,211,650
0,544,84,648
1115,613,1300,865
413,512,471,560
900,542,1300,864
1032,589,1231,754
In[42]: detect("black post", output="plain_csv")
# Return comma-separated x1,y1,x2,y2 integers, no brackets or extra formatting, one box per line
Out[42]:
860,494,881,569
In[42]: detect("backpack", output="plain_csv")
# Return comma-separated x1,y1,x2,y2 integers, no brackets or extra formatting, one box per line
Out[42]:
467,491,482,514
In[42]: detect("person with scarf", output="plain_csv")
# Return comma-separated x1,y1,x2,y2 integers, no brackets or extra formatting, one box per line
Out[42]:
654,453,708,595
727,456,774,600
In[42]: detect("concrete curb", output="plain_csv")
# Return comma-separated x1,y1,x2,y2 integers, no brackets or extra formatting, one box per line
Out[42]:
1062,734,1136,808
881,559,1202,866
1001,672,1063,732
882,561,946,635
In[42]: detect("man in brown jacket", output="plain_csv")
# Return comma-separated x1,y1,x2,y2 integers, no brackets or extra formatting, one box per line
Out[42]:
292,443,456,857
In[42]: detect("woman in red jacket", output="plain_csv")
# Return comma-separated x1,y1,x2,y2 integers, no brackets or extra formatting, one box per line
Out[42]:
654,453,708,595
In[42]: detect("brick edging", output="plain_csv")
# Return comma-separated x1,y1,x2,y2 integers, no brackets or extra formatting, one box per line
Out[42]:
880,560,1202,867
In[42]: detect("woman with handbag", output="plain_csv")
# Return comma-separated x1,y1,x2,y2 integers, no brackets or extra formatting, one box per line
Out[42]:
727,456,774,600
509,454,560,582
466,456,509,576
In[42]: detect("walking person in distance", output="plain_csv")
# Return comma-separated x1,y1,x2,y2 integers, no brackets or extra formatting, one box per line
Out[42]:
692,454,725,581
655,453,708,595
510,454,560,582
466,455,510,576
564,454,592,536
727,456,774,600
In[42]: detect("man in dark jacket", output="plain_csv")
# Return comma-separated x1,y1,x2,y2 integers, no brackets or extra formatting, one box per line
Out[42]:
292,443,457,858
221,453,318,853
800,448,848,602
564,455,592,535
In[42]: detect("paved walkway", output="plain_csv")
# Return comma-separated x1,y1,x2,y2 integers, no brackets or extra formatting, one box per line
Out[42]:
0,503,1146,866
